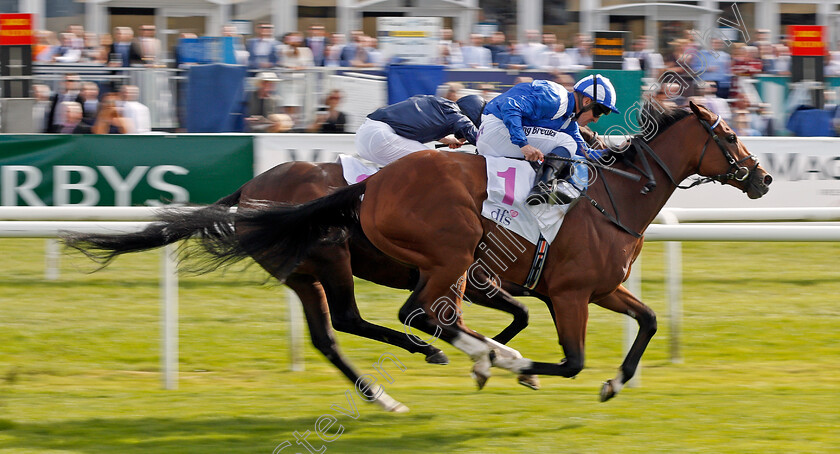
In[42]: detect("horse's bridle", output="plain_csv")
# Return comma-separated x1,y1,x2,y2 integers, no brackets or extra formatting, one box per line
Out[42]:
694,114,760,185
585,111,761,238
629,112,760,191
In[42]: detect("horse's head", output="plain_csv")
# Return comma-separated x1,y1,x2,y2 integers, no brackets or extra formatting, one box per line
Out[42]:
688,101,772,199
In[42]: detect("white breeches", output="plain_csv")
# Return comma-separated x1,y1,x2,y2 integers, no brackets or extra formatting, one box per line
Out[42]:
476,114,577,159
355,118,428,166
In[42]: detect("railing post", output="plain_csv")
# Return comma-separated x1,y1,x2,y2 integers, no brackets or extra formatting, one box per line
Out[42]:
161,244,179,390
660,211,684,364
285,288,305,372
44,238,60,280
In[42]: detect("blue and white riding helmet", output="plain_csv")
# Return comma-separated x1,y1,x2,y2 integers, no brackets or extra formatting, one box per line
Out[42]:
573,74,620,114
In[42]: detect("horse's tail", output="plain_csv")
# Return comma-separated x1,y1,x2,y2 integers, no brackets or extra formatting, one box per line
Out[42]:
226,181,368,282
62,188,244,269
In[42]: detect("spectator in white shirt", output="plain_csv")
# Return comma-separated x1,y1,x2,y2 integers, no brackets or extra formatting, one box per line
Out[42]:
461,34,492,68
439,28,463,68
545,42,574,71
365,37,385,67
325,33,345,67
54,33,82,63
566,33,593,68
32,84,52,133
138,24,161,65
519,29,546,68
120,85,151,133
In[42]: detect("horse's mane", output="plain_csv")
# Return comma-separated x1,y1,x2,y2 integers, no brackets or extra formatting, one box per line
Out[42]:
609,106,692,164
636,105,692,142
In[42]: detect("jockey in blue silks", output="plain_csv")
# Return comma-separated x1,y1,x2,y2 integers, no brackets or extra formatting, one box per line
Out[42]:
477,75,619,206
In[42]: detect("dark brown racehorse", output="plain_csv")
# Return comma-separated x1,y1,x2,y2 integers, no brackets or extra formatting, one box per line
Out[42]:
195,102,772,401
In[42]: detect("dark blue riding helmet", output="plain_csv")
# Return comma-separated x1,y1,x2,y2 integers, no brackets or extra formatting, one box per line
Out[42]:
456,94,487,127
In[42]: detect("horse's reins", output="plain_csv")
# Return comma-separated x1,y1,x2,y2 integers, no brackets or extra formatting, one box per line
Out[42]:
630,114,759,189
586,112,760,238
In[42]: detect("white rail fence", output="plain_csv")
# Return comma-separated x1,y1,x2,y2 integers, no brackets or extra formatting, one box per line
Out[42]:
1,206,840,390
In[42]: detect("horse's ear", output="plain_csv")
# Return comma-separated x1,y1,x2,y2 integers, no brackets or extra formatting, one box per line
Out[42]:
688,100,704,119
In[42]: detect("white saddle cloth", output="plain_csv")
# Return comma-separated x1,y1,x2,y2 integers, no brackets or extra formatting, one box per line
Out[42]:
338,154,570,245
481,156,571,245
338,154,379,184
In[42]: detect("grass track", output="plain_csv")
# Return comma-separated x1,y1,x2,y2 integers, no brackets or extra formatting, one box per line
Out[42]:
0,239,838,453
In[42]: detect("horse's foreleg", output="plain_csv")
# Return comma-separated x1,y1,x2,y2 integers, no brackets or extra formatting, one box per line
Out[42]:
518,293,590,379
286,273,408,413
592,285,657,402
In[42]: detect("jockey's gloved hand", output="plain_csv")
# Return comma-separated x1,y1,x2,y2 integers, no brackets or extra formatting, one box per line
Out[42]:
584,148,607,161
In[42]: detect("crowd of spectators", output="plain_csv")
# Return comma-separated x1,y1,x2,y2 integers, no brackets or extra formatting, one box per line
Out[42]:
31,72,151,134
30,22,840,136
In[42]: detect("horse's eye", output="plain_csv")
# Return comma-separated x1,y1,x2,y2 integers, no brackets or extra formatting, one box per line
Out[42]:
727,134,737,143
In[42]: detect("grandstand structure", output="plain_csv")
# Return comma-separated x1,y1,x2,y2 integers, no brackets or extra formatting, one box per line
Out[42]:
8,1,840,53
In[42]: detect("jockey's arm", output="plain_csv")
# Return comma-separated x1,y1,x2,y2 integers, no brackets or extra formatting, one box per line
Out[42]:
451,115,478,145
567,123,606,161
498,98,530,147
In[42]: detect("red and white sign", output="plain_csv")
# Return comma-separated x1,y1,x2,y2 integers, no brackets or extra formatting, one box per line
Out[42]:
0,13,34,46
788,25,826,57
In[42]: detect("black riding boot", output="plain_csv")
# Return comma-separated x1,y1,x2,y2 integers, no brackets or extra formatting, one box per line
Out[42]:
525,160,580,206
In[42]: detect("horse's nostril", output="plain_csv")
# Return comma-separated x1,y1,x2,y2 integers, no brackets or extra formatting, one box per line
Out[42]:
763,174,773,185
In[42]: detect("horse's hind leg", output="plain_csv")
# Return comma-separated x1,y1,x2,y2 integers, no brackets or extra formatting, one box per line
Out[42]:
464,273,529,345
285,273,408,412
307,246,448,364
593,284,657,402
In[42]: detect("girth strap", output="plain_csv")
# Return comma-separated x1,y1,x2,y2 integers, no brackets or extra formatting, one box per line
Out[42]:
524,235,550,290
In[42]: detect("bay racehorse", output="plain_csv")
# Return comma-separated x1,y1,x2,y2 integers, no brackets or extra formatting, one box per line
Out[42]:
62,128,614,410
190,102,772,401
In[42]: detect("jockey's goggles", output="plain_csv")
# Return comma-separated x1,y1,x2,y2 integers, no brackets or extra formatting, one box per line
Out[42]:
592,103,612,118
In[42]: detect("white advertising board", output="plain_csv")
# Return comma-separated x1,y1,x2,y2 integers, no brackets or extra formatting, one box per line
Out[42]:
377,17,441,65
666,137,840,208
255,135,840,209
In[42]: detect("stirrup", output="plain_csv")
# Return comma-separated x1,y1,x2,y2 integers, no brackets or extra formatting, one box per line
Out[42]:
526,180,579,206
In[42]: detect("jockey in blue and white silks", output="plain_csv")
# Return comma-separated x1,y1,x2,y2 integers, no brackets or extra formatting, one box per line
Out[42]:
477,75,619,205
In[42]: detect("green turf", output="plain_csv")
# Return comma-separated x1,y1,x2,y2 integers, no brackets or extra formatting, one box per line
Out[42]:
0,239,838,453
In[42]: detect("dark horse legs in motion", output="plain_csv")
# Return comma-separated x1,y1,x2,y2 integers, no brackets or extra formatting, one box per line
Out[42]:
65,159,532,411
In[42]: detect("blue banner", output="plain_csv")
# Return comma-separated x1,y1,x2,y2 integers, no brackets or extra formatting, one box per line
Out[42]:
186,64,246,133
386,64,445,104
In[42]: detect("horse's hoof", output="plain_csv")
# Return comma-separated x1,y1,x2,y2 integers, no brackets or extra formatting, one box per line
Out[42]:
518,374,540,390
425,350,449,365
599,380,617,402
471,367,490,390
388,403,410,413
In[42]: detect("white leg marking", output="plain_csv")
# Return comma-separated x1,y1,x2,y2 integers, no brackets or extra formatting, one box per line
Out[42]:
452,333,492,360
484,338,523,359
492,356,533,373
610,370,625,394
454,333,493,381
372,385,409,413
